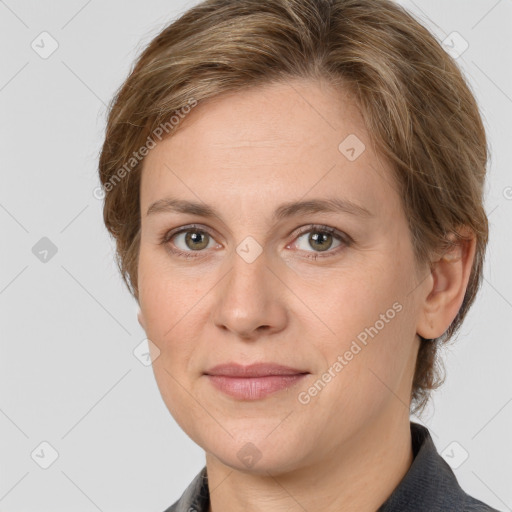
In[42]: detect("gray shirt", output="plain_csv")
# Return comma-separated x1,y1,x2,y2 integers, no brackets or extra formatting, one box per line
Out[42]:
163,422,501,511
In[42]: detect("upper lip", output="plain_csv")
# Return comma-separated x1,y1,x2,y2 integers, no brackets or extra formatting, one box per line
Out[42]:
204,363,309,378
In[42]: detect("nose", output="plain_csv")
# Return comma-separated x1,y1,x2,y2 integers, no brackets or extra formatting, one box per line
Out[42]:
211,248,288,340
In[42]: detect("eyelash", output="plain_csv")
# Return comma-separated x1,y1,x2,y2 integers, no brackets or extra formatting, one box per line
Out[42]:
159,223,352,261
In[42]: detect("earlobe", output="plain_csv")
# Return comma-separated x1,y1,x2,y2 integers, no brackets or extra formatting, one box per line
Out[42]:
416,229,476,340
137,309,147,330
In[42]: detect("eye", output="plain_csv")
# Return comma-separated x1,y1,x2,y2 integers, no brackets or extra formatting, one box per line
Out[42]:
289,225,350,259
161,224,351,260
161,224,218,259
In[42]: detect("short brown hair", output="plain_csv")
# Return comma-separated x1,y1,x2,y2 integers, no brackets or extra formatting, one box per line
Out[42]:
98,0,489,415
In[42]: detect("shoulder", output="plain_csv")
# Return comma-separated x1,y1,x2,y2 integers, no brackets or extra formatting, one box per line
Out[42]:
378,422,502,512
463,494,503,512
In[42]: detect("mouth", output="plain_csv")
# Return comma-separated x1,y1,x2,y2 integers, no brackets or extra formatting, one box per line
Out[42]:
204,362,310,400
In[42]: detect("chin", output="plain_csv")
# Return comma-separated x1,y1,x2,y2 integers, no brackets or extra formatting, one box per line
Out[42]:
203,431,311,476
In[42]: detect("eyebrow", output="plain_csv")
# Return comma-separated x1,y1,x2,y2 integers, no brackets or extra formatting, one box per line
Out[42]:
146,197,374,221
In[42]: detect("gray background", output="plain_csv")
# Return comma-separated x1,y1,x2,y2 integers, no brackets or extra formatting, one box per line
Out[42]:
1,0,511,511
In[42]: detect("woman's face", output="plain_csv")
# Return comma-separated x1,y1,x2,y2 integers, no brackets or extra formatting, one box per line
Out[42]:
137,79,427,473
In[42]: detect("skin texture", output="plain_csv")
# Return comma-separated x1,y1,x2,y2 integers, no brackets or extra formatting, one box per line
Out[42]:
137,78,476,512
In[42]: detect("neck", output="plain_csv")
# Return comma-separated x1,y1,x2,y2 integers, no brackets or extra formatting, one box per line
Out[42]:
206,410,414,512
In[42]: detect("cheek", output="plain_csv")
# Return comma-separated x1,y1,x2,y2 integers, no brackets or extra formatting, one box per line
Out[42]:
308,258,417,393
138,246,193,335
309,262,406,342
138,247,212,382
305,307,414,440
138,250,204,431
151,362,205,445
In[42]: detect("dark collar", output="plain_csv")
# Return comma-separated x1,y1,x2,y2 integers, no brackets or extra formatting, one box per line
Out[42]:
164,421,498,512
377,422,497,511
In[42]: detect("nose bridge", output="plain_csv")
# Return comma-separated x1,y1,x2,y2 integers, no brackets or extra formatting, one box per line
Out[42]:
224,241,270,310
212,241,286,338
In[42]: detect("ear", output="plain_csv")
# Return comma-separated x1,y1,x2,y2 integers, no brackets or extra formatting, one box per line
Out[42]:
137,308,147,330
416,227,477,340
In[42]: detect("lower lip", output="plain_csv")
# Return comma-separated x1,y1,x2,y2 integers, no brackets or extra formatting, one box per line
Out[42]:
206,374,308,400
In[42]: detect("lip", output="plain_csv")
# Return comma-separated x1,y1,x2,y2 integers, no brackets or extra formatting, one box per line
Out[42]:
204,363,309,400
204,362,308,377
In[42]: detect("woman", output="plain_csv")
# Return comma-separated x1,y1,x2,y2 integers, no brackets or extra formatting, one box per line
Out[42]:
98,0,499,510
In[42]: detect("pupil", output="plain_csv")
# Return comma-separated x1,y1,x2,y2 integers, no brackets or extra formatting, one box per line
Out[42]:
187,231,207,250
311,232,331,251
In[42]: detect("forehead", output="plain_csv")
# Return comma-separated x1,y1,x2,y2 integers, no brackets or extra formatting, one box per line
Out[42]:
157,78,368,157
140,79,398,221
